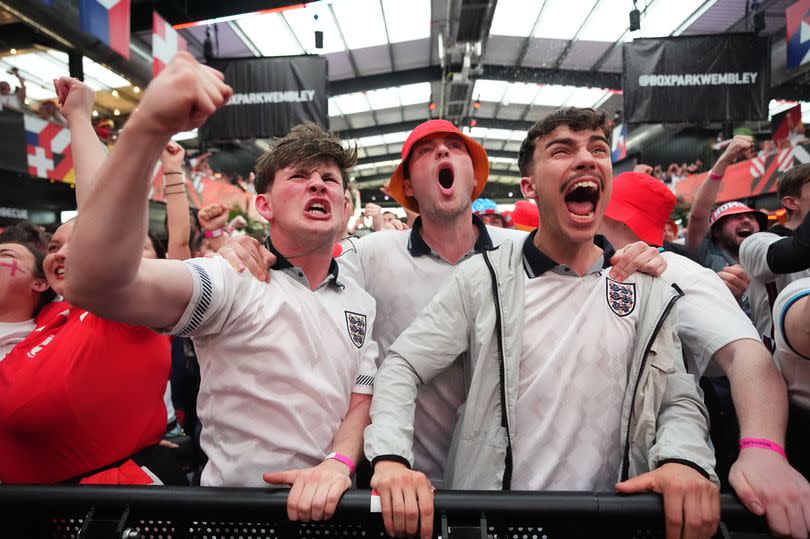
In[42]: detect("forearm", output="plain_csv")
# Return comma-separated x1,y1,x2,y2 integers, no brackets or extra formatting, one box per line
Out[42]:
165,174,192,261
686,176,722,250
66,113,108,210
716,340,787,444
67,126,169,298
330,393,372,464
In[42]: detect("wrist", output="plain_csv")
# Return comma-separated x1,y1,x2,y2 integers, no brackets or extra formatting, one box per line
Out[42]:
708,170,724,181
739,437,786,458
325,452,355,474
203,228,225,238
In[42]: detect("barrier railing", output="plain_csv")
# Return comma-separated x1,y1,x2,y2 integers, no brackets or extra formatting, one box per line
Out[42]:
0,486,766,538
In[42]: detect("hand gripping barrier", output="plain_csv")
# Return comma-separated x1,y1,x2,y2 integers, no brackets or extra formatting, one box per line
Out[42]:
0,486,767,538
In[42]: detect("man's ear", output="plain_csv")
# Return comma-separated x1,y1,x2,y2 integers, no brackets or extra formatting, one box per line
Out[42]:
403,178,415,197
255,194,273,223
520,177,537,201
32,278,49,293
782,195,800,213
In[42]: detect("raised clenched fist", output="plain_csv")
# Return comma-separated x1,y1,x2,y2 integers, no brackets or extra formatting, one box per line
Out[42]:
54,76,95,121
128,52,232,137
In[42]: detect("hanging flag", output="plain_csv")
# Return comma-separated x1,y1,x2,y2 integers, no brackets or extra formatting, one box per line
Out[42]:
24,116,75,184
771,103,803,146
79,0,131,60
153,11,187,77
611,123,628,163
786,0,810,70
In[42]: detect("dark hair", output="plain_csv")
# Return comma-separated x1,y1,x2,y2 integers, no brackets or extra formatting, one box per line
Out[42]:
777,163,810,216
147,232,167,260
0,221,51,254
254,123,357,194
518,107,613,176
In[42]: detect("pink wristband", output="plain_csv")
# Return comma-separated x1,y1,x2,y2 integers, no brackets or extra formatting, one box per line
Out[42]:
739,438,786,458
204,228,223,238
708,170,724,181
325,452,355,474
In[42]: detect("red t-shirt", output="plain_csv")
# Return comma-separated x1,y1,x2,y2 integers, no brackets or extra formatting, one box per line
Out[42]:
0,302,170,483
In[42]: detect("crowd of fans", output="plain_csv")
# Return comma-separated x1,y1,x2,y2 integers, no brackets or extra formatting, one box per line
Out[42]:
2,52,810,539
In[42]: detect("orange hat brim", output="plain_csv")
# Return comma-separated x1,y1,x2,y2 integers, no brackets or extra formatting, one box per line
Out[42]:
388,132,489,213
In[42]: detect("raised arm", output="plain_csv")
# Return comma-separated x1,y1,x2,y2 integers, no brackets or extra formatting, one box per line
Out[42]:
55,77,106,210
686,136,753,251
63,53,232,327
160,141,192,261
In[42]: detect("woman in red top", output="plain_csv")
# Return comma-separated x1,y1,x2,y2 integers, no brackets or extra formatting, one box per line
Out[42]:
0,220,179,484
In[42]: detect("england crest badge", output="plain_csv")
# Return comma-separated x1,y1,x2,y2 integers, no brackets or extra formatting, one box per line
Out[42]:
606,278,636,317
345,311,367,348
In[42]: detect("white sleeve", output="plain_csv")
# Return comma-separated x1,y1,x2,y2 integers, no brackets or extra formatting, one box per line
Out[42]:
740,232,783,282
352,296,378,395
773,277,810,361
663,253,761,376
163,255,248,338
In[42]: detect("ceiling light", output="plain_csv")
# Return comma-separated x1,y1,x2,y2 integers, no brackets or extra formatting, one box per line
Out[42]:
133,86,140,93
113,109,120,116
10,48,16,55
111,89,119,97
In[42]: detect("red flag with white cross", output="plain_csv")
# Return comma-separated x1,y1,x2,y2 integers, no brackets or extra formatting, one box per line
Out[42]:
152,11,187,77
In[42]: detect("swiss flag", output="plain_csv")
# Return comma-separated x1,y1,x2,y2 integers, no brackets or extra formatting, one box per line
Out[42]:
153,11,187,77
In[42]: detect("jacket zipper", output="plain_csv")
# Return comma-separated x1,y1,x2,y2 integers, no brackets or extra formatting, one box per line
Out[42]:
482,249,513,490
619,286,683,481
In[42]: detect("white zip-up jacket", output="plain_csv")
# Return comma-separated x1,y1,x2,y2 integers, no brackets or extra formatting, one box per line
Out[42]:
365,239,718,489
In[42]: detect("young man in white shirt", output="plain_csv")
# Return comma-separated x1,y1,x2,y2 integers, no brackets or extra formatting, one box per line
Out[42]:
367,107,719,539
600,170,810,538
62,53,377,522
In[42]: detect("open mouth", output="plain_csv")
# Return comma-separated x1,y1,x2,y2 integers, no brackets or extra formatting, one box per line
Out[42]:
564,179,600,222
736,228,754,239
54,266,65,279
438,164,455,190
305,201,330,216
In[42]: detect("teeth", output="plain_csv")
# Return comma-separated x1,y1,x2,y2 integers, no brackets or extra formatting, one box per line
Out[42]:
571,180,598,192
56,268,65,277
308,203,326,214
569,211,595,222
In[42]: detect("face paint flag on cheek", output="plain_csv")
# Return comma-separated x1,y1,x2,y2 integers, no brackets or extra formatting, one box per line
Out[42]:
0,258,25,277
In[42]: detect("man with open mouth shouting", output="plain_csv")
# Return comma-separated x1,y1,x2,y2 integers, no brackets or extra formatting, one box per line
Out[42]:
61,53,378,523
366,108,720,539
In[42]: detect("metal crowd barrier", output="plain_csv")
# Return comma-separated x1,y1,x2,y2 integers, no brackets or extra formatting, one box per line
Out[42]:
0,486,767,539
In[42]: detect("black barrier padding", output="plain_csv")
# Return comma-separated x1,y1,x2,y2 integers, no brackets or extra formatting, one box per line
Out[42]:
0,487,768,538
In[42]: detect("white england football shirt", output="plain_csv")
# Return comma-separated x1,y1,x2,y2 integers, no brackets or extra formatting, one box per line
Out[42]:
339,215,525,486
167,254,378,487
512,234,639,490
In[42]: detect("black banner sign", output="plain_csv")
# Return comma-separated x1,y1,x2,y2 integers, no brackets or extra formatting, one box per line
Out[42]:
622,34,769,124
199,56,328,141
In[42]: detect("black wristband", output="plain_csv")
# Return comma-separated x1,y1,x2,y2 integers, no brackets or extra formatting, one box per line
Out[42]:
371,455,412,470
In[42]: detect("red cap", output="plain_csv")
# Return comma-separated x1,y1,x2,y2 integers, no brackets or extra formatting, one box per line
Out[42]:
709,201,768,230
605,172,675,246
388,119,489,212
508,200,540,232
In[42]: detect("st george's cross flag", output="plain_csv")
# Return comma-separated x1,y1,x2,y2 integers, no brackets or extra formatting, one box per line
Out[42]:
153,11,187,77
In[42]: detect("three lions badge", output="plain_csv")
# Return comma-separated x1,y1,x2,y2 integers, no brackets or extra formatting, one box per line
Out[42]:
345,311,367,348
606,278,636,317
